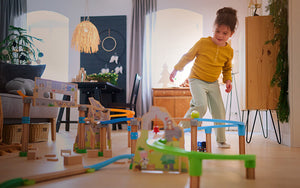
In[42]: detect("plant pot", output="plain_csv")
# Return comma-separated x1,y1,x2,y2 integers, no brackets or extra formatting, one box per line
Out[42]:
0,61,46,92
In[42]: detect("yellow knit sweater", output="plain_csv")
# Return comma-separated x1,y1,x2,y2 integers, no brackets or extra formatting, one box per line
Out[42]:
174,37,233,83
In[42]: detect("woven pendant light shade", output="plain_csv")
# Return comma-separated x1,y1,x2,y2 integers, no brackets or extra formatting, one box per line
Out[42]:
71,20,100,53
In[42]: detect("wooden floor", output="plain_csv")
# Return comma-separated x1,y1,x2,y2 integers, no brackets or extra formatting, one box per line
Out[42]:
1,125,300,188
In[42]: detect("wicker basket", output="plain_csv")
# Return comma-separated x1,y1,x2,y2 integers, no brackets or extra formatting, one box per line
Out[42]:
2,123,49,144
3,124,23,144
29,123,49,143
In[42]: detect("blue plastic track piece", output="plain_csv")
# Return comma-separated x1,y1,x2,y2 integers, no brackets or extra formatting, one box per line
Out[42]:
205,128,212,134
127,125,131,131
79,117,86,123
238,124,245,136
100,117,134,125
85,154,134,171
183,118,245,134
22,116,30,124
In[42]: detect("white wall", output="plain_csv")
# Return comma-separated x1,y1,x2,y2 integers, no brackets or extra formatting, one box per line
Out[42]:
27,0,132,85
289,0,300,147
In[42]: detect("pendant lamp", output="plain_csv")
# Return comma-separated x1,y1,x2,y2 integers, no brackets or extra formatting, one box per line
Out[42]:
71,0,100,53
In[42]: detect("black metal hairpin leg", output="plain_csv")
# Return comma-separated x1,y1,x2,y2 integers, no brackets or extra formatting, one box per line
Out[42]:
269,110,282,144
245,110,256,143
244,109,281,144
245,110,265,143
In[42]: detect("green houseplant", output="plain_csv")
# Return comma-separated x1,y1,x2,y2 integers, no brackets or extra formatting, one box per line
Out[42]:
266,0,289,122
0,26,45,93
0,25,43,65
86,72,119,85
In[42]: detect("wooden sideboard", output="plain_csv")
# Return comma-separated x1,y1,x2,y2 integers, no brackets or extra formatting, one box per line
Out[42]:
152,88,192,128
245,16,280,110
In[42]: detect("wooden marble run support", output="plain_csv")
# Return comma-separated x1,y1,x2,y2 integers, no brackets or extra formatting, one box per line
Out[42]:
100,126,107,153
20,97,32,155
127,121,131,148
190,119,198,151
239,135,246,155
189,120,246,155
205,132,212,153
77,106,87,150
24,167,88,184
190,176,200,188
130,119,138,154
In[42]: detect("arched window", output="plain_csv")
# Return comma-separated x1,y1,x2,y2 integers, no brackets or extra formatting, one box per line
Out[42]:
27,11,69,82
151,8,203,88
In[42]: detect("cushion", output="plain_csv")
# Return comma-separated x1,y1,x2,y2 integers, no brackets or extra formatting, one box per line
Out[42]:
5,78,35,96
0,61,46,92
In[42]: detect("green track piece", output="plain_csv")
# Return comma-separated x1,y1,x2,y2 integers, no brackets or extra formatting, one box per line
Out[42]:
147,139,256,176
0,178,24,188
76,149,87,153
19,152,27,157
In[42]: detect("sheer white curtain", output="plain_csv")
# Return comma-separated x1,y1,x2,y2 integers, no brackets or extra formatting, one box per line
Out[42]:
129,0,157,117
142,13,156,115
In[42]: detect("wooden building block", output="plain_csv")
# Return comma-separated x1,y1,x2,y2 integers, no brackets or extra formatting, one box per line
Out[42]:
103,149,112,158
47,157,59,161
87,149,99,158
64,154,82,165
45,154,56,157
27,151,37,160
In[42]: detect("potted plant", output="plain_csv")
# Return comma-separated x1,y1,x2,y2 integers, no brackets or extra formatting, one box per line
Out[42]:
86,72,119,85
0,25,44,65
0,25,45,93
266,0,289,122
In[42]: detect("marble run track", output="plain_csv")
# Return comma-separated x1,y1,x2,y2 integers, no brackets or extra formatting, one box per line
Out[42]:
0,154,134,188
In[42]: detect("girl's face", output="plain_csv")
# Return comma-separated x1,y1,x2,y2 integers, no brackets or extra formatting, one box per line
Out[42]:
212,24,234,46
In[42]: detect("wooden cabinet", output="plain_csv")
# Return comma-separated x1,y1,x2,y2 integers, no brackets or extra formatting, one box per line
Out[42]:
152,88,192,128
245,16,280,110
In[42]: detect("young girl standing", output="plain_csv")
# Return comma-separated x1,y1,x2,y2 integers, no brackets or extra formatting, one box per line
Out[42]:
169,7,238,148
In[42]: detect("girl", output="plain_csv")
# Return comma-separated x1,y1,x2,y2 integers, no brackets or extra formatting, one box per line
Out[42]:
169,7,238,148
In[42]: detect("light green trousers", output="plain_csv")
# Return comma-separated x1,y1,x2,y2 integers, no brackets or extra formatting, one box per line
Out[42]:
181,78,226,143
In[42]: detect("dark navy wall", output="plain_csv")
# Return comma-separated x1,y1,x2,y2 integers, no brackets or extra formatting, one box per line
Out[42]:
80,15,126,104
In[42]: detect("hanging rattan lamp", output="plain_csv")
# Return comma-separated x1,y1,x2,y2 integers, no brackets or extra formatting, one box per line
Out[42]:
71,19,100,53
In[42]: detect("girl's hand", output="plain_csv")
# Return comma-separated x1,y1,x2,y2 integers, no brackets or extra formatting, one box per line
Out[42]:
225,80,232,93
169,69,178,82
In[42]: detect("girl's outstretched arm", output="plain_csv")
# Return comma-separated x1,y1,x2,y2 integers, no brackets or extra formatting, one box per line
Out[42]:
169,69,178,82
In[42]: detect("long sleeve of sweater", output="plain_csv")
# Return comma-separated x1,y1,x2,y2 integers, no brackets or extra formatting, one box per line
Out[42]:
174,37,233,83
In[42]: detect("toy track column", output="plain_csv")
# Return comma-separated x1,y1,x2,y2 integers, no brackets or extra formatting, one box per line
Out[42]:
189,157,202,188
130,119,138,154
127,121,131,147
77,105,87,153
100,125,107,153
205,128,212,153
238,124,246,154
20,97,32,156
190,119,198,151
